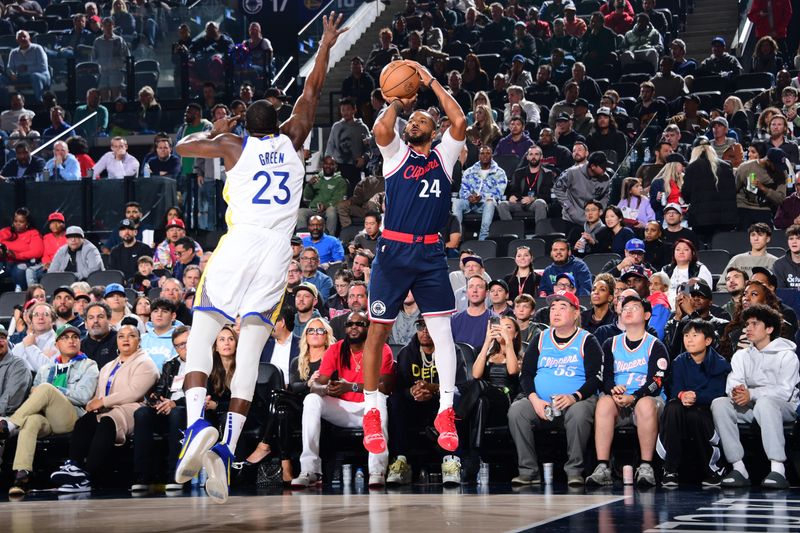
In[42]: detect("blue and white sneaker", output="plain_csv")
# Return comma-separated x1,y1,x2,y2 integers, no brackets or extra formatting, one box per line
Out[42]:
203,443,235,504
175,419,219,484
50,461,88,486
58,478,91,493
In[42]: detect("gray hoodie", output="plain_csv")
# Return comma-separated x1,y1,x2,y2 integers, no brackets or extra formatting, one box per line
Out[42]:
552,163,611,224
727,337,800,408
0,350,32,415
49,240,105,280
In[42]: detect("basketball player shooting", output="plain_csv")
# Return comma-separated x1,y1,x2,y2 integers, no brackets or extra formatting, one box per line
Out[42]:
361,60,466,454
171,13,347,503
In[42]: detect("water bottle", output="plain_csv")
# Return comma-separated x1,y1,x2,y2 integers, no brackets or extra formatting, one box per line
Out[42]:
629,148,638,166
86,168,93,179
143,163,151,178
342,464,353,486
43,168,50,181
478,462,490,485
643,145,651,164
355,468,365,491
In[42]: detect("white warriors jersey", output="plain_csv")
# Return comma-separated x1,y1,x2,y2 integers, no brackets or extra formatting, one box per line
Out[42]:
222,133,305,235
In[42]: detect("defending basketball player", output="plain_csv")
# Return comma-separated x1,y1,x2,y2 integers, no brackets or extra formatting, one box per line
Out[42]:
361,60,466,455
171,13,347,503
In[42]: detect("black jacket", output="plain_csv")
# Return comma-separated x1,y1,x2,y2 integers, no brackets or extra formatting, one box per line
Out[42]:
681,156,738,229
395,335,468,401
663,312,729,357
108,241,154,280
82,330,118,369
148,356,185,405
506,165,556,204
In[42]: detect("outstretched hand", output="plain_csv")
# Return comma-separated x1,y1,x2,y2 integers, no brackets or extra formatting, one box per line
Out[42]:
210,114,241,137
320,11,349,48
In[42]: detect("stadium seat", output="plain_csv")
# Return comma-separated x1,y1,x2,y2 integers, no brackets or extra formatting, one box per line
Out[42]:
447,257,461,273
484,257,515,280
87,270,125,287
488,220,524,239
691,91,722,110
125,288,138,307
770,232,788,250
147,287,161,299
41,272,78,295
611,82,639,98
697,249,732,275
475,40,509,55
475,54,501,78
456,342,477,374
339,225,363,246
533,256,551,269
734,72,774,92
493,154,522,182
461,239,497,259
75,62,101,96
712,292,731,307
583,253,620,274
446,56,465,73
767,247,785,258
44,4,71,18
0,291,25,322
690,76,731,94
508,238,546,258
710,232,750,255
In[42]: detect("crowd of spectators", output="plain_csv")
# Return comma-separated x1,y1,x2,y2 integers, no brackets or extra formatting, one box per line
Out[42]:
5,0,800,496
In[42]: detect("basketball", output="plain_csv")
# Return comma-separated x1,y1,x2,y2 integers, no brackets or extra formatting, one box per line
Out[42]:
379,61,420,100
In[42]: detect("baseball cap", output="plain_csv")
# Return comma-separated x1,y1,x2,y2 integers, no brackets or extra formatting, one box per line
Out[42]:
488,279,509,292
23,298,39,312
515,21,527,27
620,265,649,280
587,151,608,168
89,15,100,24
751,266,778,288
555,272,576,287
547,290,580,309
596,106,612,117
767,147,787,167
688,279,713,299
166,218,185,230
556,112,572,122
290,236,303,246
683,94,701,105
711,36,725,46
512,54,526,64
295,282,319,299
103,283,126,297
663,202,682,214
665,153,687,165
53,286,75,299
119,218,137,230
66,226,84,238
264,87,289,101
137,255,154,264
574,98,589,109
625,238,645,253
710,116,728,128
462,255,484,267
0,324,7,337
75,293,91,302
55,324,81,340
48,212,65,223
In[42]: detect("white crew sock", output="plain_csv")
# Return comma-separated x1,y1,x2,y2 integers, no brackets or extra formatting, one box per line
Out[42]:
4,418,17,433
222,412,247,454
364,389,379,410
771,461,786,476
732,460,749,478
423,315,457,413
185,387,207,425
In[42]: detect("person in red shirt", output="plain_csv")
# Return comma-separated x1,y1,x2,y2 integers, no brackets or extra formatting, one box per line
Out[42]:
599,0,634,16
604,0,634,35
26,211,68,287
0,207,43,290
748,0,793,53
291,310,394,488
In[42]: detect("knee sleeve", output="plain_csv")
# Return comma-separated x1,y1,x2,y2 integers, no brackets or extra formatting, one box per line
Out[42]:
228,316,273,401
185,310,228,375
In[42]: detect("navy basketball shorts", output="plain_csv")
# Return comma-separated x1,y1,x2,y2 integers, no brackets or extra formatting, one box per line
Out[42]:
368,238,456,323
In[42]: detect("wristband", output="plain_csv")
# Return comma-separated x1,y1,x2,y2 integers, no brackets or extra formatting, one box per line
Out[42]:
427,78,438,89
572,393,580,402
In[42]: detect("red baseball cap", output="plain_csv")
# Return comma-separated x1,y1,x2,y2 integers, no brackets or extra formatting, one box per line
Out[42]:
546,290,580,309
48,212,65,223
166,218,185,230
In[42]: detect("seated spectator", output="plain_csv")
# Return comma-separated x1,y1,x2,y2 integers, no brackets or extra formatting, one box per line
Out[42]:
774,224,800,289
708,117,744,168
92,137,140,179
153,218,202,272
716,223,778,292
669,95,709,134
130,325,190,491
662,238,714,300
291,311,393,488
41,107,74,145
487,279,514,317
182,265,200,292
661,203,699,250
66,137,95,178
50,324,158,492
735,147,787,228
650,57,688,102
82,302,118,368
553,113,586,152
467,105,502,148
2,324,98,495
593,206,636,256
658,318,730,487
289,317,332,399
549,18,581,57
1,93,35,133
603,0,633,34
365,27,400,79
302,216,344,269
388,316,468,485
190,21,234,86
12,302,57,371
104,283,143,333
504,86,540,129
586,108,628,166
135,86,161,134
648,155,685,222
2,31,50,104
643,222,668,270
453,146,508,241
0,141,45,181
139,297,179,373
462,54,490,94
449,252,490,293
506,55,533,92
0,207,43,290
514,294,546,351
619,13,662,72
52,286,86,334
44,141,81,181
664,279,729,355
582,274,616,333
293,283,323,337
8,113,40,148
387,291,421,346
142,137,180,178
337,174,383,230
158,278,192,327
171,236,200,283
509,290,603,486
0,323,32,419
234,21,272,85
697,36,743,79
348,212,382,258
350,251,371,284
48,14,95,72
622,264,671,338
538,127,575,172
451,276,493,348
298,157,348,236
299,247,334,302
498,145,554,224
618,177,655,228
572,200,607,256
711,305,799,489
540,239,593,296
504,245,541,301
330,282,368,340
92,18,130,100
327,270,354,318
49,226,103,281
586,294,669,487
494,115,533,157
25,211,67,287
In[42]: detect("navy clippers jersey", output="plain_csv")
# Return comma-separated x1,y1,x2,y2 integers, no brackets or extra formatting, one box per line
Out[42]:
379,129,464,236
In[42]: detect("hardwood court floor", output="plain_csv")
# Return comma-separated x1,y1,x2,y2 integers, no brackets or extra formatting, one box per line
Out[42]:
0,490,622,533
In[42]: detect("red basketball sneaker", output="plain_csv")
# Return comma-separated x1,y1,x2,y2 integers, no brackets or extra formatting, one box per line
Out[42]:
434,407,458,452
362,408,386,454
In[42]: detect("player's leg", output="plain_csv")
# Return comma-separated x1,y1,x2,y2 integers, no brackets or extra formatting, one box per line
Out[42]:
175,309,227,484
204,314,273,503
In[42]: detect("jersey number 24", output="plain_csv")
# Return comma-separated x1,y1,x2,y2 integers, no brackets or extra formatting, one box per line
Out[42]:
252,170,291,205
419,179,441,198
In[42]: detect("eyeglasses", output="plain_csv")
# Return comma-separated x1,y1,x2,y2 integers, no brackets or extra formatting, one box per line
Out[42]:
300,257,318,262
288,269,301,274
31,312,50,318
621,305,643,313
345,321,369,328
59,334,80,341
554,282,574,290
415,322,428,331
306,328,326,335
173,342,187,349
334,283,349,289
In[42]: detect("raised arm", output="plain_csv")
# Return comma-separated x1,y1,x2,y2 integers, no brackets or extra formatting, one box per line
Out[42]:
174,116,244,170
413,61,466,141
281,12,348,151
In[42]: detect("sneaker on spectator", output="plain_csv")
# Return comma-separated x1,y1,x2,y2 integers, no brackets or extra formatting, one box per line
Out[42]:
0,418,17,440
567,475,584,487
9,470,31,495
511,473,540,485
130,482,149,492
165,482,185,491
434,407,458,452
702,472,723,487
368,472,386,488
58,478,91,493
441,455,461,486
386,456,412,485
661,469,679,488
203,443,235,504
291,472,321,488
585,463,613,486
175,419,219,484
635,463,656,487
362,408,386,454
50,461,88,486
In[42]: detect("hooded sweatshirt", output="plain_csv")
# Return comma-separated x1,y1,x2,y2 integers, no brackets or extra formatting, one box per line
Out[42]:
774,253,800,289
727,337,800,408
647,291,671,340
552,164,611,225
538,255,593,296
0,350,32,415
670,346,731,405
140,321,182,370
0,226,44,262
